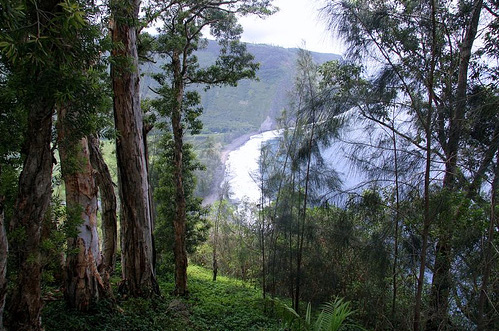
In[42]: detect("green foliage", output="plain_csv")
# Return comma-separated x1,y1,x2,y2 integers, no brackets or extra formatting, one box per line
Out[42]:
274,297,358,331
152,134,210,274
42,265,281,330
141,41,342,140
191,199,261,283
314,298,358,331
186,266,277,330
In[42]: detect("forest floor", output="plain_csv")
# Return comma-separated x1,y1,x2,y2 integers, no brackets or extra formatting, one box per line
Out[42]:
42,265,282,331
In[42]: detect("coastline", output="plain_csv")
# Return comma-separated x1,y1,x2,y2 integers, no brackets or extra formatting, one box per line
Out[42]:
202,116,274,206
201,131,257,206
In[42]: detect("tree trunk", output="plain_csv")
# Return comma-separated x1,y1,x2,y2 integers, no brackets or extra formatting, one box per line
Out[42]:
88,135,117,275
259,152,266,302
477,152,499,329
427,2,483,329
57,108,106,310
172,51,188,296
0,186,7,330
143,124,157,272
391,124,401,322
212,197,222,282
293,53,317,313
110,0,159,297
8,101,53,330
414,1,437,329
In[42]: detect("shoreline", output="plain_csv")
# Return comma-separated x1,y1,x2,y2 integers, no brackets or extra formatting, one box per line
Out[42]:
201,131,258,206
202,116,275,206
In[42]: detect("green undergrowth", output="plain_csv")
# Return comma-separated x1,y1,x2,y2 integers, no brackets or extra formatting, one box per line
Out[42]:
42,265,281,331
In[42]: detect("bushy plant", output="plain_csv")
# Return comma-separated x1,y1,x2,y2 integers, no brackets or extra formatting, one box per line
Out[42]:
274,297,359,331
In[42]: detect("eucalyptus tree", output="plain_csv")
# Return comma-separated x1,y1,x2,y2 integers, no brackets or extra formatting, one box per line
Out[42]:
0,0,108,327
323,0,497,328
88,135,118,277
0,28,24,331
56,69,112,310
149,0,275,296
109,0,159,297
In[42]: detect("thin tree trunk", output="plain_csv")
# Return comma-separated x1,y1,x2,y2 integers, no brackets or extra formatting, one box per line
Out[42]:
295,122,315,313
143,124,157,272
391,125,401,322
428,2,483,329
270,228,278,299
270,117,297,301
477,152,499,329
110,0,159,297
289,173,296,310
259,152,267,302
8,101,53,330
172,50,188,296
414,0,437,328
212,196,222,282
294,52,317,313
88,135,117,276
0,183,7,330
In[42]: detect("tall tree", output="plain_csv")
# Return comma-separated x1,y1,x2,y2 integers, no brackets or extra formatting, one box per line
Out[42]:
260,52,347,312
110,0,159,297
58,133,105,310
0,171,7,330
152,134,209,277
1,0,102,328
427,2,484,328
58,104,110,310
323,0,496,328
151,0,275,296
88,135,118,277
55,6,111,310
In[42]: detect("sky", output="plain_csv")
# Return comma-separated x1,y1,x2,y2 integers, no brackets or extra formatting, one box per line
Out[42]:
238,0,345,55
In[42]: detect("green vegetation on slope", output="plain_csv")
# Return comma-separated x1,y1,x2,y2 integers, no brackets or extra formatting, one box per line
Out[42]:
42,265,281,331
141,41,341,142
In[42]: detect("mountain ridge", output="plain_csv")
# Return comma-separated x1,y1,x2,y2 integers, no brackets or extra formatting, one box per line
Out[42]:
141,40,342,141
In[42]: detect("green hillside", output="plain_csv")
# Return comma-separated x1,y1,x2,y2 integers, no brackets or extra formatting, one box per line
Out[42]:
141,40,342,141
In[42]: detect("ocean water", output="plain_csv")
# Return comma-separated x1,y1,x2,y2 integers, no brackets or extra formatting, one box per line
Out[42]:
223,130,282,203
223,128,366,205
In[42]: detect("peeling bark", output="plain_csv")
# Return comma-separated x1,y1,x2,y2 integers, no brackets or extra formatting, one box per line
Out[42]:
58,127,107,310
8,101,53,330
110,0,158,297
88,135,117,275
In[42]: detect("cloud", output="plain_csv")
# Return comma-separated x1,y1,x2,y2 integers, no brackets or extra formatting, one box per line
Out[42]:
239,0,344,54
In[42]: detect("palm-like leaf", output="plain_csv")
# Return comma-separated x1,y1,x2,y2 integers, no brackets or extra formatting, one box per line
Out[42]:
314,297,355,331
274,297,358,331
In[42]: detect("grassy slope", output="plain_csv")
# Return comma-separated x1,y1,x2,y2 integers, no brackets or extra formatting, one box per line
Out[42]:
42,265,281,331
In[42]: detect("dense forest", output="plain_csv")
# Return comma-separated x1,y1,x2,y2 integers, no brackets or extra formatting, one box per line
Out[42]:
0,0,498,331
